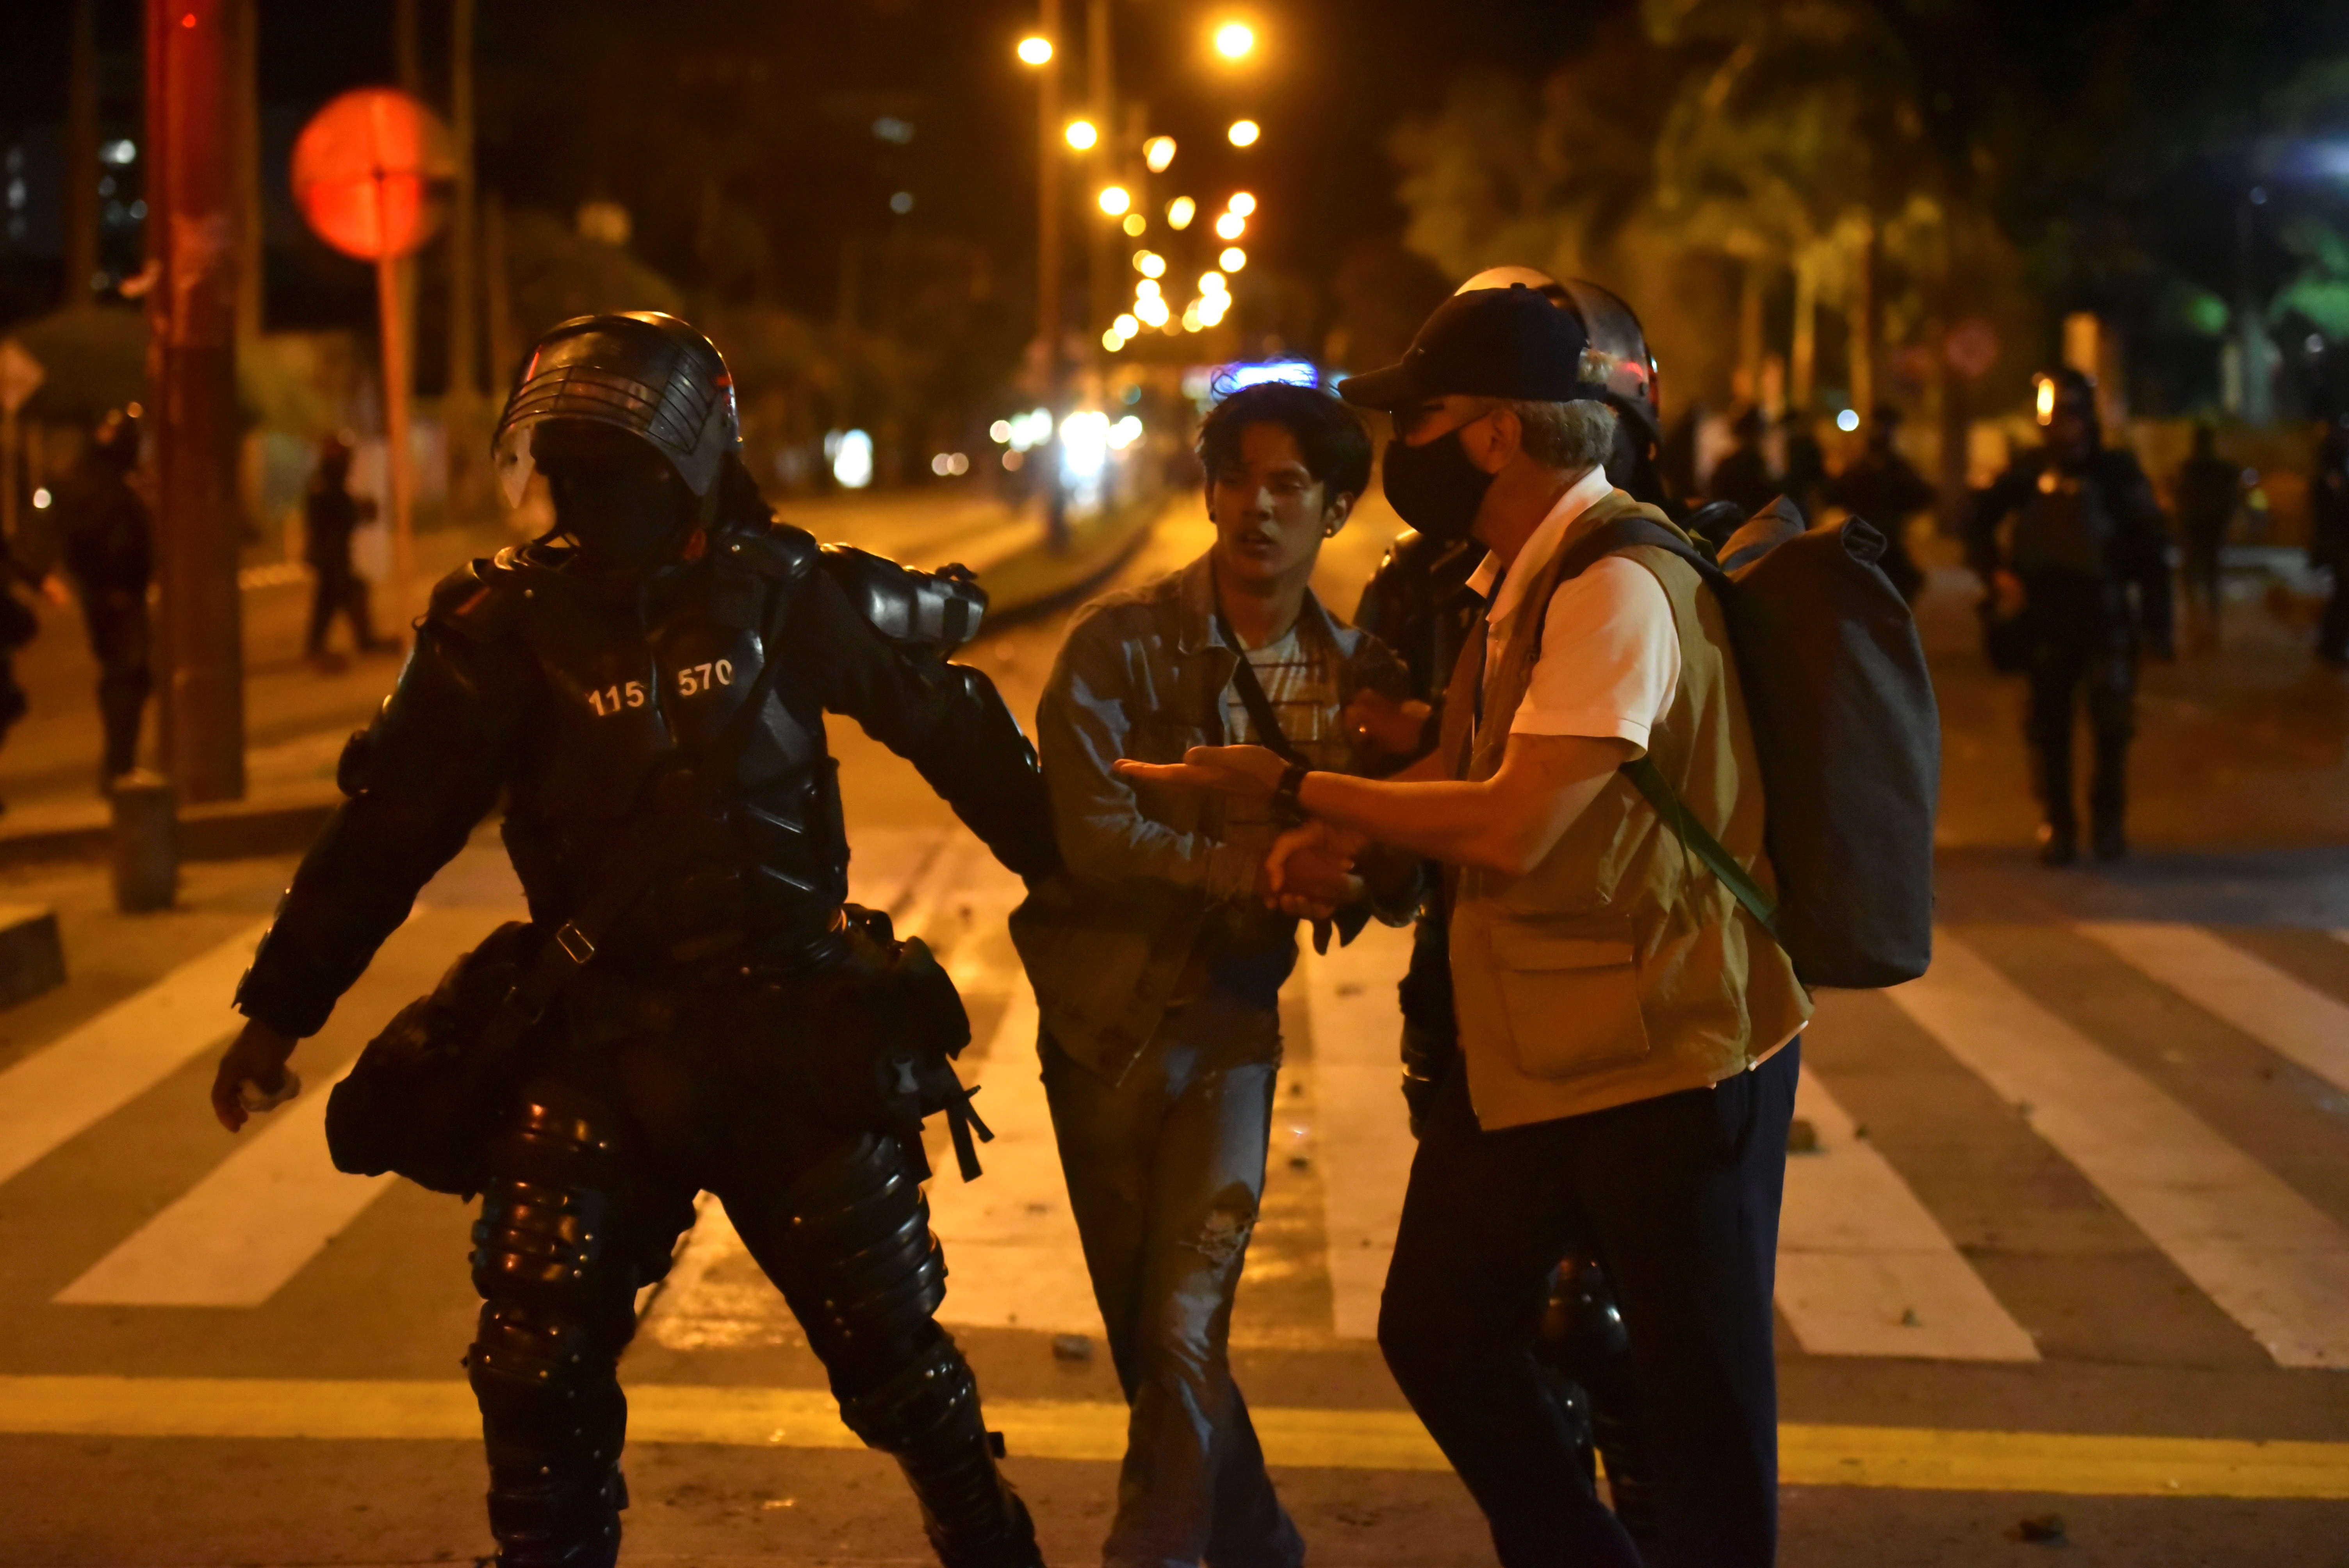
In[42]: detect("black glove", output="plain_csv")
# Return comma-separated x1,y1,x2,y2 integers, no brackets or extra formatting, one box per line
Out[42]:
1399,1017,1458,1140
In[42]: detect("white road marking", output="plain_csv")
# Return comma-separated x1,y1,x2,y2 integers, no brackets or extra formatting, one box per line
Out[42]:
922,977,1106,1339
2080,921,2349,1096
1890,930,2349,1369
0,924,267,1191
1777,1072,2040,1361
55,1057,390,1306
1298,923,1418,1341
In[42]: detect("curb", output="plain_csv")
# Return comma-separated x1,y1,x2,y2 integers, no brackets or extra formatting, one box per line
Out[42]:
0,504,1160,871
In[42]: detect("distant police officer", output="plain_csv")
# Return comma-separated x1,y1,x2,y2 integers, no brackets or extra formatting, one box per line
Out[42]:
1968,367,2173,863
304,434,389,665
210,314,1060,1568
40,408,153,783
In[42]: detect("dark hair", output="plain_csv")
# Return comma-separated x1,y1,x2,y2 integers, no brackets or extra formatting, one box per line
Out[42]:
1196,382,1372,502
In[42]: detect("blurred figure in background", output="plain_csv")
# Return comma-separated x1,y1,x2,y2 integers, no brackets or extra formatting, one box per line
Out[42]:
2310,415,2349,669
1968,368,2173,864
1778,409,1825,524
1707,406,1779,521
303,435,388,668
1826,406,1934,603
37,407,151,785
2170,423,2243,653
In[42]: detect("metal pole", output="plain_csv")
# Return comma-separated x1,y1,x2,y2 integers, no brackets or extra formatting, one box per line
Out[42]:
376,250,415,636
1039,0,1067,548
146,0,246,804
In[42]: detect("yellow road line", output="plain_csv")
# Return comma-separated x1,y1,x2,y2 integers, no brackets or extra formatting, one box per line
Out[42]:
0,1377,2345,1499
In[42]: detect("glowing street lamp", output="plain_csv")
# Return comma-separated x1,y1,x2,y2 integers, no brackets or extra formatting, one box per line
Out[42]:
1199,271,1226,293
1115,313,1139,336
1065,118,1099,151
1220,245,1248,271
1228,119,1260,148
1018,36,1053,66
1144,136,1177,173
1228,191,1256,217
1215,21,1255,59
1122,213,1146,236
1214,211,1246,240
1134,251,1166,277
1102,328,1125,351
1167,196,1197,230
1098,184,1131,216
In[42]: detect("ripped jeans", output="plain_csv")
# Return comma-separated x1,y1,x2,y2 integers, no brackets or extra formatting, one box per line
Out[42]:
1042,985,1305,1568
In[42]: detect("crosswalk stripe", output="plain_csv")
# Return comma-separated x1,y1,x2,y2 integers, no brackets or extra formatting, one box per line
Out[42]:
1777,1071,2040,1361
921,977,1106,1339
1891,929,2349,1368
0,1374,2344,1497
1297,923,1417,1341
0,923,267,1192
53,1056,390,1306
2078,921,2349,1096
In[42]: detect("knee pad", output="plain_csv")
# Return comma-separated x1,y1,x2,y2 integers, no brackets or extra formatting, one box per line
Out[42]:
768,1135,947,1361
836,1328,978,1456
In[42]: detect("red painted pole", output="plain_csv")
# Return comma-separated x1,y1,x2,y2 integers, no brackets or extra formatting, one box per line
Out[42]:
146,0,246,802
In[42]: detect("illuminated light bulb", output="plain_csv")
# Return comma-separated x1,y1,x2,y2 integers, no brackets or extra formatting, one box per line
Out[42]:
1098,185,1132,216
1219,246,1247,271
1115,313,1139,337
1167,196,1197,230
1228,119,1260,148
1214,22,1255,59
1144,136,1177,173
1214,211,1246,241
1018,36,1054,65
1228,192,1256,217
1136,278,1162,301
1836,408,1861,432
1065,119,1099,151
1103,328,1126,352
1199,271,1226,294
1139,253,1166,278
1122,212,1146,236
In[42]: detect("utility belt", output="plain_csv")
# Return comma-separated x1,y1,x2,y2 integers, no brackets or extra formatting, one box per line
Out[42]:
324,903,993,1198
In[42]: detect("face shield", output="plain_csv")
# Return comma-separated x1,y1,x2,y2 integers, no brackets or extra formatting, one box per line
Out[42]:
492,313,739,509
1558,279,1661,444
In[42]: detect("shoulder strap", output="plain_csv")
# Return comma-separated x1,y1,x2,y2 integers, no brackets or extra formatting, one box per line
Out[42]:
1213,605,1308,766
1549,511,1781,930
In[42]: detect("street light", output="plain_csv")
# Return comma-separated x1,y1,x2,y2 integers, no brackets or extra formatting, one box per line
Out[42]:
1065,118,1098,150
1167,196,1197,230
1228,191,1255,217
1145,136,1177,173
1018,35,1053,65
1098,184,1131,216
1220,245,1247,271
1215,21,1255,59
1228,119,1260,147
1214,211,1246,240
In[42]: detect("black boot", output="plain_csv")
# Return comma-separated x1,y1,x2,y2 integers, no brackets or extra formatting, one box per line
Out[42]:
483,1463,626,1568
1538,1256,1657,1547
839,1334,1045,1568
2089,739,2129,861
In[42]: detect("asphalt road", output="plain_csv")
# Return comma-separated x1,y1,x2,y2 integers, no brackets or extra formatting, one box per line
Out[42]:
0,490,2344,1565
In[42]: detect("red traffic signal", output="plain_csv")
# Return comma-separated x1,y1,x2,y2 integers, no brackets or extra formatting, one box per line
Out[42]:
290,88,454,261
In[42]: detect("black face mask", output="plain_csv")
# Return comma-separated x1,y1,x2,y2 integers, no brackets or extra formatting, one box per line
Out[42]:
541,448,698,573
1381,426,1495,543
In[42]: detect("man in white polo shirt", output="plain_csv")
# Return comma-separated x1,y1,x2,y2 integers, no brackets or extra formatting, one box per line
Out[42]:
1120,285,1810,1568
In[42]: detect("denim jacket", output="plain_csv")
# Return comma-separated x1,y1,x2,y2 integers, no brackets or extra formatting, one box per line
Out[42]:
1011,549,1412,1082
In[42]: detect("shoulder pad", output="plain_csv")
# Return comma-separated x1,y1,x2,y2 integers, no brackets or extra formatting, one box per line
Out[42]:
426,558,530,642
819,543,988,651
727,521,821,583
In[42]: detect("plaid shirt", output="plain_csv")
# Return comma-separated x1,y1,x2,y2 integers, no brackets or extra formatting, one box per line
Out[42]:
1010,549,1411,1082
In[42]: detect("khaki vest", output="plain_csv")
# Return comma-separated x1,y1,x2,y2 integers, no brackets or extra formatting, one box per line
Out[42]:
1442,490,1811,1130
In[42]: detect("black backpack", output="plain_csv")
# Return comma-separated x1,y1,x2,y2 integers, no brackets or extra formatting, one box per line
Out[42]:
1553,500,1938,989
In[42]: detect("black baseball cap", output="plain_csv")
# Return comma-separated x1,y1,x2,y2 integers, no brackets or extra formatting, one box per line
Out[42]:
1338,283,1595,412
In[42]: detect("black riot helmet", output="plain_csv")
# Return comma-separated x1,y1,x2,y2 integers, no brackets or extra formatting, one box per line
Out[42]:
1453,267,1661,447
492,312,741,509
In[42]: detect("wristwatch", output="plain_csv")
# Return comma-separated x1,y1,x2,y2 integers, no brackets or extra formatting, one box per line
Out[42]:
1273,761,1311,826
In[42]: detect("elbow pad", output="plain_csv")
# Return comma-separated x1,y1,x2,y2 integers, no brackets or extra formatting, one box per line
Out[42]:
819,545,988,652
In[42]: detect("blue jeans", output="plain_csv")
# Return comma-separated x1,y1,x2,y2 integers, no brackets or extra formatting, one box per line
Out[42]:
1041,985,1306,1568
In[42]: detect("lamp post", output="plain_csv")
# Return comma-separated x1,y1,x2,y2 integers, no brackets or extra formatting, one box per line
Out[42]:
1020,21,1068,548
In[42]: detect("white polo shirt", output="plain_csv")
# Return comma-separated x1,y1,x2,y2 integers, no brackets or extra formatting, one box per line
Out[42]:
1465,467,1681,757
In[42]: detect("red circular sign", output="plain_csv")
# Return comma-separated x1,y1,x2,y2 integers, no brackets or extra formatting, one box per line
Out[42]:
291,88,455,261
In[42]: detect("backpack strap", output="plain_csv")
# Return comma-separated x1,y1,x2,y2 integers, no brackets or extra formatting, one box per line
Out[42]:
1548,510,1782,930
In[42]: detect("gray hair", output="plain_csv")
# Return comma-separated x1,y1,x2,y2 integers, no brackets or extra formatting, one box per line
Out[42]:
1497,398,1619,474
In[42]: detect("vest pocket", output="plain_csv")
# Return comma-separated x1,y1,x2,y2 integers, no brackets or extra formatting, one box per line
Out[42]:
1488,921,1651,1081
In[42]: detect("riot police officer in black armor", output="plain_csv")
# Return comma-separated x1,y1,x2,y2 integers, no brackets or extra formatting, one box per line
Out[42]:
1967,367,2173,864
39,407,153,782
209,314,1059,1568
1351,266,1659,1548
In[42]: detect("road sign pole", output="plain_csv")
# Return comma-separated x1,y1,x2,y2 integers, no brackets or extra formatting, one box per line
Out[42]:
146,0,246,805
374,249,414,638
